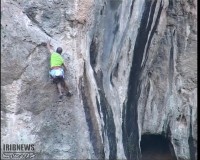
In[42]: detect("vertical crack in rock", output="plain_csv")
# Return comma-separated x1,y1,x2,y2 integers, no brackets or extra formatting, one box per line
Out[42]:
141,1,163,70
129,0,135,18
90,35,117,159
102,0,122,66
80,64,104,159
90,36,98,69
113,63,119,78
110,74,114,87
169,29,175,94
166,123,177,160
94,70,117,160
96,96,101,118
168,0,174,10
141,80,150,129
122,1,162,159
188,105,196,160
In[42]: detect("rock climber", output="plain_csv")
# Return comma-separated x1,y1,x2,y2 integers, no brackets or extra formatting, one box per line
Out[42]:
46,40,72,99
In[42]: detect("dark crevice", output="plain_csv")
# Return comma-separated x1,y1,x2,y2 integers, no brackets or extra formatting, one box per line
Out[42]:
141,1,163,70
176,114,187,125
165,120,177,160
99,91,116,159
80,64,105,159
122,1,159,159
146,81,151,99
128,38,132,52
138,0,157,70
113,63,119,78
129,0,135,18
127,39,132,60
100,6,104,15
168,0,174,9
96,96,101,118
141,80,150,128
122,100,127,155
113,23,119,35
114,13,120,22
169,30,175,94
90,37,98,69
90,27,117,158
94,70,117,159
110,74,114,87
188,105,196,160
140,134,177,160
24,6,38,23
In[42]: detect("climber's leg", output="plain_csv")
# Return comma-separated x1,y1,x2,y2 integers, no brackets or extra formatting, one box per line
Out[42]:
62,80,69,92
62,80,73,97
57,82,63,99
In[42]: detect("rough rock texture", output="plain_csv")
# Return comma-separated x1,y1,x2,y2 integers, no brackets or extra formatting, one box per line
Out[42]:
1,0,197,160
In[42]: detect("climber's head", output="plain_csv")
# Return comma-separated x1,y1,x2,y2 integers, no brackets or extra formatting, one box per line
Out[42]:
56,47,63,54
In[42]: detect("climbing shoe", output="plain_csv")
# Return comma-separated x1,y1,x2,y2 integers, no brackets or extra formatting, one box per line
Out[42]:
59,94,63,99
66,91,73,97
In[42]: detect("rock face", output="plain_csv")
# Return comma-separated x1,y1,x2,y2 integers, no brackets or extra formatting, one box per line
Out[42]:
1,0,197,160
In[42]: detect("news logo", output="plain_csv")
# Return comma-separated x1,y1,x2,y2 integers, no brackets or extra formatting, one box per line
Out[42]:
1,144,36,159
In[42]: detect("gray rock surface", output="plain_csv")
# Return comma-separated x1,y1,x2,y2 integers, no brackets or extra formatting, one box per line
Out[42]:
1,0,197,160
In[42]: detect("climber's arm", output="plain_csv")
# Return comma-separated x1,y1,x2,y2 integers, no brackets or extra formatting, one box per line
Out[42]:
47,40,54,54
62,63,67,72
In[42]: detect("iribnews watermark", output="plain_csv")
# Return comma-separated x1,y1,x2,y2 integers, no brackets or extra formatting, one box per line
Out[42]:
1,144,36,159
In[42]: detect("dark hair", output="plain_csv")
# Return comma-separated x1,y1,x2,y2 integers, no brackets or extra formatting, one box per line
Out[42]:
56,47,63,54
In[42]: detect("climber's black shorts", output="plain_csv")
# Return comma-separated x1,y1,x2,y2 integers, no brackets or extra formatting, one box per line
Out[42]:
52,76,64,84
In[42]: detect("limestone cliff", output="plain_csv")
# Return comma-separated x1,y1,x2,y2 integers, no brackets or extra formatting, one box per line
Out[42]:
1,0,197,160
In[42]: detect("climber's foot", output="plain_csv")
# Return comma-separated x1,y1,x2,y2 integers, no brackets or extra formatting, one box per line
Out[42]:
59,94,63,99
66,91,73,97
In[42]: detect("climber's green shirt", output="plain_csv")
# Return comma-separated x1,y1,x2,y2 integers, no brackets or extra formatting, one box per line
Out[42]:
50,52,64,68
